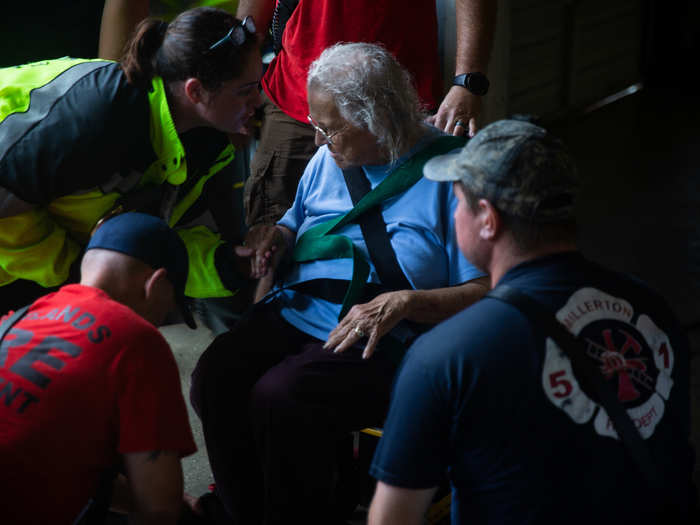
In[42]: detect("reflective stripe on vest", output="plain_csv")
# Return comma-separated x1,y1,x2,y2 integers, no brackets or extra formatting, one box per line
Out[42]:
0,59,112,160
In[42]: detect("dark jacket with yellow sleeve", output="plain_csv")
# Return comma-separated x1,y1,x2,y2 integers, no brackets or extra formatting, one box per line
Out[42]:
0,57,244,298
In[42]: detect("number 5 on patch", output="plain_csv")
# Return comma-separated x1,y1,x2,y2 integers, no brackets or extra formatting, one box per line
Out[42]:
549,370,572,398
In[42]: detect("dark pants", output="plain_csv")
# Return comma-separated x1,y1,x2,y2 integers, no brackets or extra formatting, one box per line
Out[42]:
190,302,398,525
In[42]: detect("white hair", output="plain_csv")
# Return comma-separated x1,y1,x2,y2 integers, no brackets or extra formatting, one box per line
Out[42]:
307,42,427,163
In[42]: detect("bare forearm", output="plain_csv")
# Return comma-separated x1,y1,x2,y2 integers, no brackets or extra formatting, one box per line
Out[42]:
275,224,296,253
247,224,295,300
368,483,437,525
124,451,183,525
455,0,497,74
253,271,275,303
99,0,150,60
256,225,295,296
402,276,490,324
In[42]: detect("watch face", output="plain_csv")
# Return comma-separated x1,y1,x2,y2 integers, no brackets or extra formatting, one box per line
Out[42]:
454,73,489,96
467,73,489,96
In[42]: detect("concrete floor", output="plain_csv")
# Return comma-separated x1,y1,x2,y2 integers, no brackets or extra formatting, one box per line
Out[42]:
160,322,217,498
160,86,700,513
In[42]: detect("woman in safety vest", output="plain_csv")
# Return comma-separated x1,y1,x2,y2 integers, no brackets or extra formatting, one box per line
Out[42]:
0,7,262,314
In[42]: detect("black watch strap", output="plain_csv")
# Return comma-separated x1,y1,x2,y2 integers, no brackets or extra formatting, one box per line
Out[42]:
453,72,490,96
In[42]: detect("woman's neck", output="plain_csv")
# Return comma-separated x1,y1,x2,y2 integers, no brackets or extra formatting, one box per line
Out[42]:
166,81,201,133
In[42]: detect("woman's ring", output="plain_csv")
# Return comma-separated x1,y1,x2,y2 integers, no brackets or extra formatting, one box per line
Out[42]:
455,120,465,128
354,325,366,337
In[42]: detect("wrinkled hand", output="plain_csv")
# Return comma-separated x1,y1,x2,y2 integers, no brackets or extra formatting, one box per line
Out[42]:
231,244,259,279
324,291,409,360
426,85,483,137
244,224,288,278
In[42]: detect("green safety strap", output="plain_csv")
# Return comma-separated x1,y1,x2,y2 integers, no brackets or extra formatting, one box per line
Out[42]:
293,135,466,318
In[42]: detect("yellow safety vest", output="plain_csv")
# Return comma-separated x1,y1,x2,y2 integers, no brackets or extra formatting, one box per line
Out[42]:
0,58,237,298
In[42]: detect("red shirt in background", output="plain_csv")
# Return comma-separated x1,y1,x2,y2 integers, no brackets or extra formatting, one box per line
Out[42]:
263,0,442,122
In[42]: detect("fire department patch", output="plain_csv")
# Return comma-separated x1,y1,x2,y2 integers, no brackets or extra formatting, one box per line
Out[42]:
542,287,674,440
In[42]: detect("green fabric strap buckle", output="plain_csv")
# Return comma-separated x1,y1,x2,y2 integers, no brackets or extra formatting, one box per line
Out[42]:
292,135,466,319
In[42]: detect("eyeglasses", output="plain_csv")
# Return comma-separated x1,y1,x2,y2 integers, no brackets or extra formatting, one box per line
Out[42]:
209,16,256,51
307,114,347,146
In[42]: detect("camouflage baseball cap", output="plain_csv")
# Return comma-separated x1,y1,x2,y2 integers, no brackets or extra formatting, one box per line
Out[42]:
423,119,579,222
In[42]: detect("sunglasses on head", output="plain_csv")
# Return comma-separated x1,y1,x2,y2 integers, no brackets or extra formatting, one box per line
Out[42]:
209,16,256,51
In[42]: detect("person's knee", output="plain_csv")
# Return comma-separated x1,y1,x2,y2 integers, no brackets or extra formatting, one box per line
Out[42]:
189,333,239,417
250,366,298,412
189,353,210,418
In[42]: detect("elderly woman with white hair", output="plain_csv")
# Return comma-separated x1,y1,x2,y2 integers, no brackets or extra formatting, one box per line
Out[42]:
189,42,489,524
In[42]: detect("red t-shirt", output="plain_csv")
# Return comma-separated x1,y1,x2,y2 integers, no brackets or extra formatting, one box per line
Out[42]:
0,285,196,524
263,0,442,122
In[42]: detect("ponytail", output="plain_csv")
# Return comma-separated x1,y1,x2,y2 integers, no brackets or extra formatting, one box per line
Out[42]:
120,7,258,92
121,19,168,89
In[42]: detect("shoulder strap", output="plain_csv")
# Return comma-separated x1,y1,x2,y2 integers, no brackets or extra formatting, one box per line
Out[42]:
272,0,301,54
486,284,664,494
342,166,412,291
0,305,30,343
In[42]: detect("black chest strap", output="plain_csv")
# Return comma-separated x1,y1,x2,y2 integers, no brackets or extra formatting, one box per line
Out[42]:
341,166,412,291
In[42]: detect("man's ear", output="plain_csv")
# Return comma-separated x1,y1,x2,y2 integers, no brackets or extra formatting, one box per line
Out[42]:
478,199,500,241
184,78,206,104
144,267,170,302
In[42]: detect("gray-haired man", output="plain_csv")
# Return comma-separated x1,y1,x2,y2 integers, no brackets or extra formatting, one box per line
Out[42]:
368,119,696,525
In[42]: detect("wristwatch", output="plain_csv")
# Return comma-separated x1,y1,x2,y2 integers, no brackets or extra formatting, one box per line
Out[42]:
453,72,490,96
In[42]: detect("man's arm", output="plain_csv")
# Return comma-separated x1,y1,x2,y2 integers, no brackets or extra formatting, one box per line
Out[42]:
428,0,498,137
123,450,184,524
325,275,489,358
236,0,275,39
368,482,437,525
98,0,150,60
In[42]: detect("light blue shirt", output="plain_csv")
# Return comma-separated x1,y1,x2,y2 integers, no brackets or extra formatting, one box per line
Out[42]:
276,132,484,341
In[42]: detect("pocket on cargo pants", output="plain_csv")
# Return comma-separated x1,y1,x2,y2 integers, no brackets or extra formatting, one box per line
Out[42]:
244,147,317,227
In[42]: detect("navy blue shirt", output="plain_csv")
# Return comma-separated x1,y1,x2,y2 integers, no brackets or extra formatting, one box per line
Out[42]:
370,252,693,524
